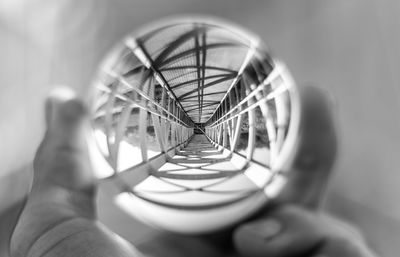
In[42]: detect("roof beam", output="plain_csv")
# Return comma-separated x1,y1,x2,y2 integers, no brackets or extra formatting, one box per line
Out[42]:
171,73,234,89
195,31,202,122
153,26,207,67
160,65,236,74
180,100,219,103
200,31,207,122
206,44,257,123
128,39,192,123
185,102,219,113
181,101,219,109
180,91,227,100
177,75,235,100
158,42,241,68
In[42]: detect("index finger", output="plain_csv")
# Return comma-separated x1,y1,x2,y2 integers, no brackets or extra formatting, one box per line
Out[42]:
276,85,338,209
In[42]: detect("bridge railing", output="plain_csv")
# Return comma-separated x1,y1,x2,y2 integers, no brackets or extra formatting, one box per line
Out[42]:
204,60,299,173
90,42,194,177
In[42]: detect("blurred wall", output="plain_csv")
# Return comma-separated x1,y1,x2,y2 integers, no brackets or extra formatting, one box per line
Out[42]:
1,0,399,256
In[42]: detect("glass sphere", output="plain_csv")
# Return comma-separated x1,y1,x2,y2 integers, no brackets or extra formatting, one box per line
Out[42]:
89,16,300,234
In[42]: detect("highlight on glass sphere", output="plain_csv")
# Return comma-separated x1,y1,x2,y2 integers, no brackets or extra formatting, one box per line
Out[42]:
89,16,300,234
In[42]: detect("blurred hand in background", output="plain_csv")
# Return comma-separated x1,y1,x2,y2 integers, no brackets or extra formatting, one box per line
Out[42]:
10,86,378,257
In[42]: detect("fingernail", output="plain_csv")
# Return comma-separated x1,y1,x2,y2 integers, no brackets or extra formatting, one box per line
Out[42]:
241,219,282,241
48,86,76,102
46,86,77,125
46,86,86,125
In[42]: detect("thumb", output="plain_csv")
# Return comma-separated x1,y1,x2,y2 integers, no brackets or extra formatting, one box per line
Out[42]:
234,205,324,257
233,205,375,257
33,86,95,192
277,85,338,209
10,87,99,257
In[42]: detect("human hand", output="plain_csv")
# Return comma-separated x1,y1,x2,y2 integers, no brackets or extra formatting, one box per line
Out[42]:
231,86,378,257
136,86,378,257
10,86,378,257
10,87,141,257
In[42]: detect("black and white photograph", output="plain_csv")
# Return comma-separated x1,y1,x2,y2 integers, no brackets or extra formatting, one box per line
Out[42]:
0,1,398,256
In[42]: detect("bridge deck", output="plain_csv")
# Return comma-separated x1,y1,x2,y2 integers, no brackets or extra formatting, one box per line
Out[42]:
130,134,259,209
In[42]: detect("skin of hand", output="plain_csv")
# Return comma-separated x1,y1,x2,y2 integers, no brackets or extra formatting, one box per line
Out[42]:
9,86,378,257
10,87,142,257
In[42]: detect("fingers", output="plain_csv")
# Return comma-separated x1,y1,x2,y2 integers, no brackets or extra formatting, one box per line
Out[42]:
233,205,376,257
278,86,338,209
33,86,95,192
234,205,324,257
10,87,99,257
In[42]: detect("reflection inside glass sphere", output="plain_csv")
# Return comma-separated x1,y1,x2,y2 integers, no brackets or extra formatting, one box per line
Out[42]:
90,17,300,233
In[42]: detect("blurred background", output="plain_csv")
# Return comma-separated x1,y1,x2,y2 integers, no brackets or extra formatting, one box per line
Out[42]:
0,0,399,256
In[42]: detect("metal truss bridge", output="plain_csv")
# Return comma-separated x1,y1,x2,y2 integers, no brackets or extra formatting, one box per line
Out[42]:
90,19,299,233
